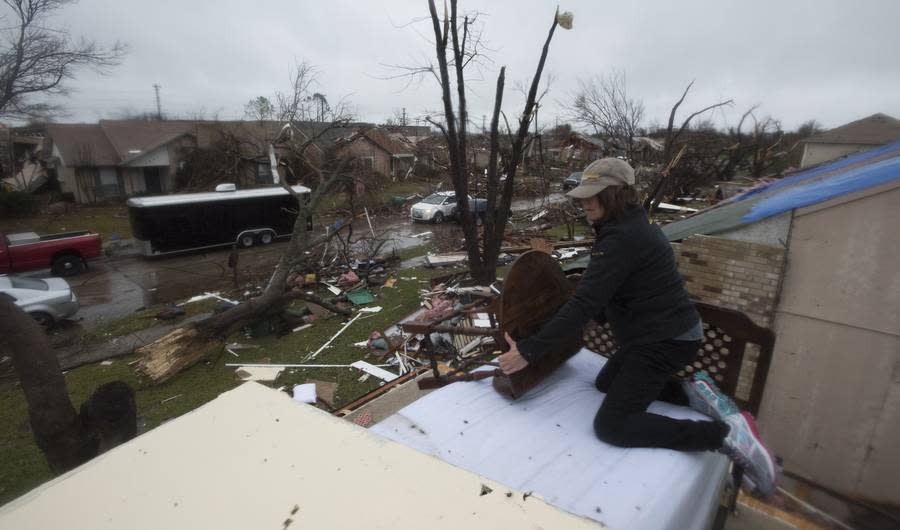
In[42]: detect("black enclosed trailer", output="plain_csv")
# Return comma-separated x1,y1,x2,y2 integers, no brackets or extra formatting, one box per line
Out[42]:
127,184,311,256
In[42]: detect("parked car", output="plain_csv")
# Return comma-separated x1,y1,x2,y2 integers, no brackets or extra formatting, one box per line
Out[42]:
410,192,488,223
0,275,79,326
0,230,102,276
563,172,583,191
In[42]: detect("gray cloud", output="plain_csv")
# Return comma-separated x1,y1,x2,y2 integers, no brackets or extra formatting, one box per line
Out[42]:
52,0,900,130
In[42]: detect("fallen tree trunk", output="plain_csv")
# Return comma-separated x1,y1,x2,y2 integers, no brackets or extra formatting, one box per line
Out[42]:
0,296,136,473
135,153,354,384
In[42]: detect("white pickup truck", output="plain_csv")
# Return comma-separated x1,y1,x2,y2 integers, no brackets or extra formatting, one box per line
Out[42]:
409,192,487,223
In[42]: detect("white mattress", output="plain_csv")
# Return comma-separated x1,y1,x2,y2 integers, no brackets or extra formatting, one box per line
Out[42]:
371,348,730,530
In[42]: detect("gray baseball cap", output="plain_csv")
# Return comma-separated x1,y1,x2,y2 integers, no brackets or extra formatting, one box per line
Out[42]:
566,158,635,199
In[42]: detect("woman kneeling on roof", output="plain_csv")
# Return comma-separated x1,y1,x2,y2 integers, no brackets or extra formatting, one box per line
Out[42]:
499,158,778,496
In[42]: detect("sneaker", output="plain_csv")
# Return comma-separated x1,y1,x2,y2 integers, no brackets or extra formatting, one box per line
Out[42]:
721,411,777,497
682,371,740,420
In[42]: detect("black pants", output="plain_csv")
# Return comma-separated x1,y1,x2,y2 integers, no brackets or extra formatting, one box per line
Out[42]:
593,339,727,451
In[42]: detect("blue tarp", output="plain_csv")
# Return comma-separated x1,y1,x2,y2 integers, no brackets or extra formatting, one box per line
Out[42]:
662,140,900,241
744,150,900,222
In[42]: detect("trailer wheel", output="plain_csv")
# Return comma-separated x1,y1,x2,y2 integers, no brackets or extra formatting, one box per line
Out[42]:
239,234,255,248
51,254,84,276
258,231,274,245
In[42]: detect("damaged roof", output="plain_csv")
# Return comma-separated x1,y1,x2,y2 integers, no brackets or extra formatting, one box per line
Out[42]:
0,383,599,529
662,140,900,241
45,123,119,166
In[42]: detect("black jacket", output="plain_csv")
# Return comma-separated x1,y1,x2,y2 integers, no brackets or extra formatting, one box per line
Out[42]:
517,204,700,364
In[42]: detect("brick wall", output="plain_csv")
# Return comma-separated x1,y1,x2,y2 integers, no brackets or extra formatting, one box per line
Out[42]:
672,235,786,400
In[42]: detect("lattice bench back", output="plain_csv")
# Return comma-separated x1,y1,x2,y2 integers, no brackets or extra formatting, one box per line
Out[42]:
583,301,775,415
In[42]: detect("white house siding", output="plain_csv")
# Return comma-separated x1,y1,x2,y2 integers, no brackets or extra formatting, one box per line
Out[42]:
759,182,900,503
126,144,170,167
800,142,874,168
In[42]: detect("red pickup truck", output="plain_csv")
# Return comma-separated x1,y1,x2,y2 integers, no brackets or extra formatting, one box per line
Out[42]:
0,230,102,276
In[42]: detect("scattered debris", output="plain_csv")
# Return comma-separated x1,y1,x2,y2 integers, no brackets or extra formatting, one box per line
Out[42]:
304,306,383,361
291,323,312,333
530,209,549,222
308,380,338,406
177,292,239,307
337,270,360,287
383,278,397,288
321,282,342,296
426,252,468,267
657,202,699,213
350,361,399,382
226,362,393,369
160,394,182,405
234,366,284,382
292,384,317,404
346,289,376,305
99,360,114,366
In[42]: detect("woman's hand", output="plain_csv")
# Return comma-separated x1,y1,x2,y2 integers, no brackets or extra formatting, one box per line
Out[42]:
498,332,529,375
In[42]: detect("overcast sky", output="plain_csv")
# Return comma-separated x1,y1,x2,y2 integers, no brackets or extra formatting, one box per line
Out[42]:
47,0,900,131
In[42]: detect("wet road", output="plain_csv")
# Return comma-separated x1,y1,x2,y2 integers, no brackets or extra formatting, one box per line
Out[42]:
48,194,566,326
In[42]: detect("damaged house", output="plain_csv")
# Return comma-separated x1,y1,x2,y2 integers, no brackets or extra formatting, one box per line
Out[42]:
662,141,900,506
332,126,416,178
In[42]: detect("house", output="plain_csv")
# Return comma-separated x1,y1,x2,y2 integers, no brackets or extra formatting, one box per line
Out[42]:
45,120,195,203
662,142,900,505
559,133,606,164
800,113,900,168
333,127,415,177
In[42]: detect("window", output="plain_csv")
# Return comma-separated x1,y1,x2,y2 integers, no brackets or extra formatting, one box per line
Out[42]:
358,157,374,170
256,163,272,184
9,277,49,290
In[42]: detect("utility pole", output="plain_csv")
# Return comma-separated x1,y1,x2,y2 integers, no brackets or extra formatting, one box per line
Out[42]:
482,114,486,134
401,107,407,127
153,84,162,120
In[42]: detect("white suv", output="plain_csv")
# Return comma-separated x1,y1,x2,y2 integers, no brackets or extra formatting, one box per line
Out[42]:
409,192,459,223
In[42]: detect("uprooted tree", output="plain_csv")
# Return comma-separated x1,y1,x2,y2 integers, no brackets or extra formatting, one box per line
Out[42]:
134,66,362,384
419,1,571,285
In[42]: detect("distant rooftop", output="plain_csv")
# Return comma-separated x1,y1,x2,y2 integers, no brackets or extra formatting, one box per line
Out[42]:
805,113,900,146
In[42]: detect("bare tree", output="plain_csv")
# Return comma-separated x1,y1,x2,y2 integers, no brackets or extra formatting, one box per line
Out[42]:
568,71,644,160
417,1,569,284
0,0,126,120
746,113,786,179
644,81,732,214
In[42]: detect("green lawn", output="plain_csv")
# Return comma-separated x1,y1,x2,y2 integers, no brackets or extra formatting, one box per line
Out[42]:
0,205,132,242
0,265,461,505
